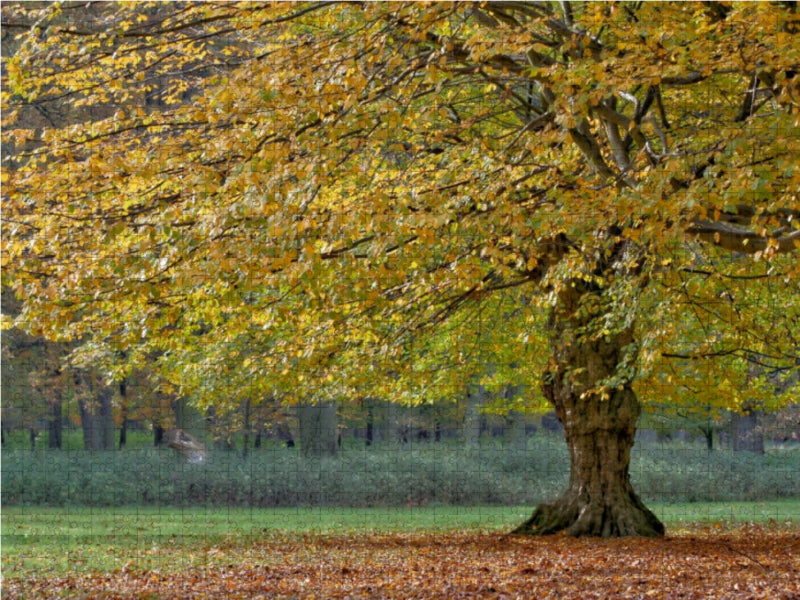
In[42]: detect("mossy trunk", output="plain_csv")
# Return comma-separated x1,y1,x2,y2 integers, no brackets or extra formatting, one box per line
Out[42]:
514,282,664,538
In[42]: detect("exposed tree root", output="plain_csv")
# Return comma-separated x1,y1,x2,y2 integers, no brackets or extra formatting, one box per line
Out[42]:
513,488,664,538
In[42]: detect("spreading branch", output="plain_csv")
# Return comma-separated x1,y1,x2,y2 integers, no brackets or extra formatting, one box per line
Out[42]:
686,220,800,254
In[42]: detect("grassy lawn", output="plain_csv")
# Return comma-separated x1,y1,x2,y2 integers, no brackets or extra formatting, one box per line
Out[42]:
3,501,799,577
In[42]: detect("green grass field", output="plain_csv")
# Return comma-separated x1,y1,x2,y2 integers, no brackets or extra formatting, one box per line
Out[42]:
3,501,799,577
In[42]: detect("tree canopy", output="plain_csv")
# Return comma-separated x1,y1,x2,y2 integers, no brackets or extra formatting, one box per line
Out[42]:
4,1,797,410
3,2,800,536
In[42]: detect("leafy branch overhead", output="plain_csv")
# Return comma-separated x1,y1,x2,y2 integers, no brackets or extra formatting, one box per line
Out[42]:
2,1,798,408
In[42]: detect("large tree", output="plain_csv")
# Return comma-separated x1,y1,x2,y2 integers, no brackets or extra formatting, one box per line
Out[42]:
3,2,798,537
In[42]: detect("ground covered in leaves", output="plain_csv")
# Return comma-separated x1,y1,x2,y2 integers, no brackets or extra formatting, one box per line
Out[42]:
4,525,798,599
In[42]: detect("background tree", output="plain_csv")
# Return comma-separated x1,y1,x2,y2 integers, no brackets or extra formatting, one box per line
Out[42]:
1,327,50,450
3,2,799,537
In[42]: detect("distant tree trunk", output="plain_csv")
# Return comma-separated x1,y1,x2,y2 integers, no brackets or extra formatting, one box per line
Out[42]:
699,422,714,451
514,281,664,538
78,400,95,451
78,382,115,451
463,384,484,447
242,399,251,459
364,398,374,446
29,428,38,451
118,380,127,450
79,404,100,450
732,407,764,454
298,402,338,457
119,415,127,449
48,399,63,449
153,423,165,446
99,385,115,449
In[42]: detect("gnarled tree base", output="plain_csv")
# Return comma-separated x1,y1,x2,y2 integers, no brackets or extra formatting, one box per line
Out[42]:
513,488,664,538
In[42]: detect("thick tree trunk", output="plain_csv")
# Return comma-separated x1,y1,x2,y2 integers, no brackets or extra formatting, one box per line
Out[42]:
48,399,63,449
514,282,664,538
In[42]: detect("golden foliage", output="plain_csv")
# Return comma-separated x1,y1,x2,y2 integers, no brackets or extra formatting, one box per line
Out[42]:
2,2,798,411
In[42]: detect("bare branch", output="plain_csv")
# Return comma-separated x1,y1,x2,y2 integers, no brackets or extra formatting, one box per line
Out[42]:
602,118,631,172
559,1,574,27
569,120,634,186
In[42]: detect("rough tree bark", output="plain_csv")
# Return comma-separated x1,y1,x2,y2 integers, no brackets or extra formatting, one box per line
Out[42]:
514,280,664,538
